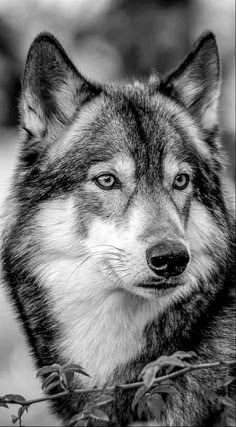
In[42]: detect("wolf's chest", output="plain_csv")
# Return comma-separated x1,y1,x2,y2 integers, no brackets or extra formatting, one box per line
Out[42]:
58,294,156,386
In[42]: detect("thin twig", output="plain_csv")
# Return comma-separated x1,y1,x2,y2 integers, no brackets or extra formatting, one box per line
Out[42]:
2,360,235,407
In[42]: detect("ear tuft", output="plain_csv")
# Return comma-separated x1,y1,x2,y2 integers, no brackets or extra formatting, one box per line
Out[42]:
20,32,100,145
163,31,221,131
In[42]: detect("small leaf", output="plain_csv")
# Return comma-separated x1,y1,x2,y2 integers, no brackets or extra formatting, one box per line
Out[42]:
219,395,235,408
164,357,189,374
44,380,61,393
152,384,177,395
223,376,236,388
4,394,26,403
132,385,148,410
67,413,89,427
140,353,192,381
63,368,90,378
143,366,158,389
166,365,175,374
139,359,164,379
18,406,26,418
166,357,188,368
146,394,165,422
137,396,147,419
42,372,59,390
11,415,19,424
83,402,96,414
172,351,197,360
62,364,90,378
36,364,61,378
94,394,115,407
65,371,75,386
59,372,69,390
62,363,84,370
90,408,110,422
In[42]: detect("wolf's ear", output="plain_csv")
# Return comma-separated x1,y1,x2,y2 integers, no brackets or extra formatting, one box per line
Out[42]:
163,31,220,131
20,32,99,145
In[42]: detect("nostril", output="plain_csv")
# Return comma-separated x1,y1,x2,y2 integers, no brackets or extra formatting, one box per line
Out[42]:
150,255,169,271
170,251,190,275
178,252,190,266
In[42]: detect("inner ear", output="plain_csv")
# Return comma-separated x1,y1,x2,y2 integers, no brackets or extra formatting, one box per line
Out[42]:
20,32,101,160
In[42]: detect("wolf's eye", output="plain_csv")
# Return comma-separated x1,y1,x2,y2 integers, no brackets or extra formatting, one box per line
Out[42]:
173,173,190,190
93,174,120,190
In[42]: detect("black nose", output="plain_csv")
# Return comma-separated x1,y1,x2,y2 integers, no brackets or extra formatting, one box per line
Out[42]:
146,241,190,278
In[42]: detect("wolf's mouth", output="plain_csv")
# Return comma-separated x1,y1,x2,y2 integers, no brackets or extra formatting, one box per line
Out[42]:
138,279,182,291
140,282,177,290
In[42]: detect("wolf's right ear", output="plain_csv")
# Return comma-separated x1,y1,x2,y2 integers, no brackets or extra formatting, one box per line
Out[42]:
20,32,100,151
162,31,220,132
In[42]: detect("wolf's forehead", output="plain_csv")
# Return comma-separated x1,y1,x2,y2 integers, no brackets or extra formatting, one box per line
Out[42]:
52,89,209,165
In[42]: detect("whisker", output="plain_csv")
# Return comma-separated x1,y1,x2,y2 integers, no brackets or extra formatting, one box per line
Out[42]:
89,244,132,257
65,252,126,287
89,244,125,253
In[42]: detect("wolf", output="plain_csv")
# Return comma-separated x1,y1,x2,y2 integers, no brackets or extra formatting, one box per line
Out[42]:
1,30,235,426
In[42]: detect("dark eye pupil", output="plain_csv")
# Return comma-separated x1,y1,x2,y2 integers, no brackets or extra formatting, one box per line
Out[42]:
95,174,117,189
104,177,112,183
101,176,113,185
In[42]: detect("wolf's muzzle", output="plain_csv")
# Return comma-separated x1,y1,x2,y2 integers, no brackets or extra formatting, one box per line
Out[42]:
146,241,190,278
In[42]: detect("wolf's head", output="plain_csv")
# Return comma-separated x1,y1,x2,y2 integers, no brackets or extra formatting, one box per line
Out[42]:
5,31,231,305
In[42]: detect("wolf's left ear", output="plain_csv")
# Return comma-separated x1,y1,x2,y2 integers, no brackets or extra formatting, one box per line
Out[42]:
163,31,220,131
20,32,100,145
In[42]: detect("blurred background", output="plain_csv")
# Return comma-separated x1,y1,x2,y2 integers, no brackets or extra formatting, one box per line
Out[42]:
0,0,235,425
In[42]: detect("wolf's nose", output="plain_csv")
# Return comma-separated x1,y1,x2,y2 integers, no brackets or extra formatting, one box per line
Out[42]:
146,241,190,278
